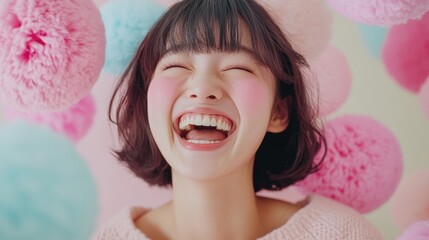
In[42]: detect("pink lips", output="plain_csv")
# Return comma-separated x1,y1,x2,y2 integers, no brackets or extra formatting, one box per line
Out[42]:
173,108,236,151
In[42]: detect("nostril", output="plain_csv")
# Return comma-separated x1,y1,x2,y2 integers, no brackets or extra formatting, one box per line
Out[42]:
188,93,219,100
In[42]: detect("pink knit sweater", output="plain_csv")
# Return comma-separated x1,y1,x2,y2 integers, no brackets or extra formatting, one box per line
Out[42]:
92,195,383,239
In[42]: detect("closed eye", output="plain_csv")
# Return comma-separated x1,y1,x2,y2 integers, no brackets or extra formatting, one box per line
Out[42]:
225,65,254,74
162,64,190,71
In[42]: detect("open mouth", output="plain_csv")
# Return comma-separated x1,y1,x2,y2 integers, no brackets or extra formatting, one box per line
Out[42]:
176,113,235,144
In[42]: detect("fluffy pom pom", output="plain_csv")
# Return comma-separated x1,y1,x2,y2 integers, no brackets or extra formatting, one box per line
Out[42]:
297,115,403,213
306,45,352,116
4,94,95,142
326,0,429,26
382,12,429,93
0,0,105,111
101,0,165,74
257,0,332,60
358,24,388,58
397,221,429,240
420,78,429,119
389,169,429,230
0,121,98,240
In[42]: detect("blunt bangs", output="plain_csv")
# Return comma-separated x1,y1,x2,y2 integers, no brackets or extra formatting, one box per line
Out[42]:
153,0,293,75
162,1,241,54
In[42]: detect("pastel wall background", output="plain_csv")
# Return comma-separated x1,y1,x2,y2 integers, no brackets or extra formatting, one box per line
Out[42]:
0,0,428,239
330,12,429,239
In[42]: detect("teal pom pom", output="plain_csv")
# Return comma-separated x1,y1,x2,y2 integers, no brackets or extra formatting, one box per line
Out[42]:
101,0,166,74
0,121,98,240
358,24,388,58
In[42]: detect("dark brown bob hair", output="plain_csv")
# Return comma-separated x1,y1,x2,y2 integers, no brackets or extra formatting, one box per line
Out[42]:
109,0,326,192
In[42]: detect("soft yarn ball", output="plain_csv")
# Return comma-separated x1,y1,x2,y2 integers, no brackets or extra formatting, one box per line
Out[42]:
397,220,429,240
4,94,96,142
358,24,388,58
307,45,352,116
420,78,429,119
326,0,429,26
389,169,429,230
297,115,403,213
101,0,165,74
257,0,332,60
0,0,105,111
382,11,429,93
0,121,98,240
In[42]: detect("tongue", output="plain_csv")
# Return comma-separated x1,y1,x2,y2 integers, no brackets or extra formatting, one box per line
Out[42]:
185,129,226,141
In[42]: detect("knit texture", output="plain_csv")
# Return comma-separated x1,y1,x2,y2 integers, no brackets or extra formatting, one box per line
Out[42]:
92,195,383,240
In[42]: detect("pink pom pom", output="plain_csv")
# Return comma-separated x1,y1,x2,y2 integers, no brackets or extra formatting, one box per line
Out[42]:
382,11,429,93
420,78,429,119
5,94,96,142
306,45,352,116
389,169,429,230
297,115,403,213
257,0,332,60
397,221,429,240
326,0,429,26
0,0,105,111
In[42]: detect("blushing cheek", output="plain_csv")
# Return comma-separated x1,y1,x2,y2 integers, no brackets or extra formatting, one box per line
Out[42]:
231,79,273,116
147,77,180,122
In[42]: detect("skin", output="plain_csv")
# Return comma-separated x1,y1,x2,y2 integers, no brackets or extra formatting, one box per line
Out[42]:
137,28,303,240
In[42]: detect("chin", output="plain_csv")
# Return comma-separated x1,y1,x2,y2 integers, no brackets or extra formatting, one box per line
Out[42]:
172,159,226,181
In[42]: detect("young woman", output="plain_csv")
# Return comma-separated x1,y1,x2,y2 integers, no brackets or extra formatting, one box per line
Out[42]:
93,0,382,239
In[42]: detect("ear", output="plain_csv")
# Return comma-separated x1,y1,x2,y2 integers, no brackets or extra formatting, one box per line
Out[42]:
267,100,289,133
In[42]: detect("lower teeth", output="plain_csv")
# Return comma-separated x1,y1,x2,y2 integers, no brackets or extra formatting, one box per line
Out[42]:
186,139,220,144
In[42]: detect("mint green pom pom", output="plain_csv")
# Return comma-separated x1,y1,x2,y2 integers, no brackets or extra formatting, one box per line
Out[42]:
101,0,166,74
0,121,98,240
358,24,388,58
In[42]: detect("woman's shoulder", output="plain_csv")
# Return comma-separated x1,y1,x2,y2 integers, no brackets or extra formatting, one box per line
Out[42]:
91,207,150,240
259,194,384,240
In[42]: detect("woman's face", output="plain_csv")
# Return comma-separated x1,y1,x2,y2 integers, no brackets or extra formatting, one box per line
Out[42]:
147,29,282,181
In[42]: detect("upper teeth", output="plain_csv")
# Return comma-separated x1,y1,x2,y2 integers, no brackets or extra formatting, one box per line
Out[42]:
179,113,232,132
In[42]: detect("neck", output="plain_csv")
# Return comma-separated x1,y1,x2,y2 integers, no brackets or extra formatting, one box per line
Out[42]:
170,163,265,240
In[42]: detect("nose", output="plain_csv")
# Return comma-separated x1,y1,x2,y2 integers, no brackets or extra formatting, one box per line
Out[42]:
186,76,223,101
